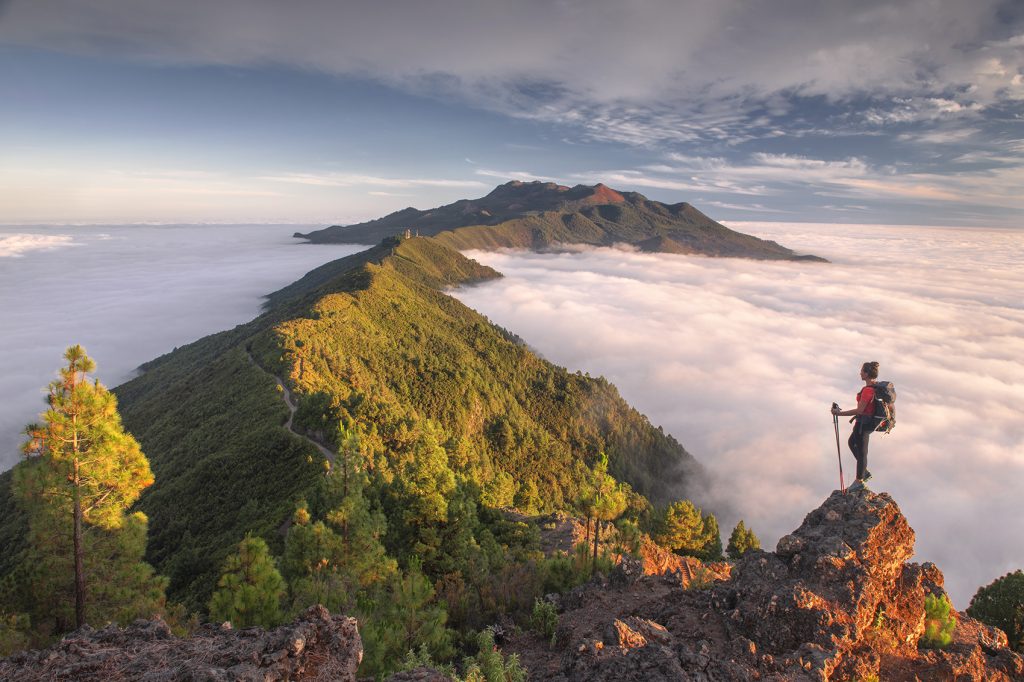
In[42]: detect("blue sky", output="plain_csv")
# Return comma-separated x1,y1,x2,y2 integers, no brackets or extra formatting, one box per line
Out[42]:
1,0,1022,226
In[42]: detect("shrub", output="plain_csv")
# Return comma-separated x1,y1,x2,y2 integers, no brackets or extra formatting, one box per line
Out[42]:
0,611,30,656
462,628,528,682
920,593,956,649
967,570,1024,652
612,518,642,556
685,565,716,591
540,555,577,594
398,644,456,678
530,598,558,642
398,629,527,682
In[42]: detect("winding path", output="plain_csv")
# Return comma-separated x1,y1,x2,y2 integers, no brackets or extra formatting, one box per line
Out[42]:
246,348,335,466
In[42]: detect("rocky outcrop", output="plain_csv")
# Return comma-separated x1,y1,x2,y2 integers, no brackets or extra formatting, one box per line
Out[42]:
506,488,1024,681
0,605,362,682
6,490,1019,681
638,537,731,586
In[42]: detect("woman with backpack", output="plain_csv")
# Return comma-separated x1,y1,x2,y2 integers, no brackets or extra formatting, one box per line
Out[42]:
831,361,880,488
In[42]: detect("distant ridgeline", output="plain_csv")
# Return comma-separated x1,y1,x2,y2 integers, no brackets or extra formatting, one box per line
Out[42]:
0,182,816,623
298,180,826,262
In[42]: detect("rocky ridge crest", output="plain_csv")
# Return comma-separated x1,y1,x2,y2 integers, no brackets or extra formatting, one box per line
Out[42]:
506,488,1023,681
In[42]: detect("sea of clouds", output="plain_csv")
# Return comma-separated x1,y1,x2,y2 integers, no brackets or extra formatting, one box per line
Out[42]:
454,222,1024,606
0,224,364,472
2,221,1019,606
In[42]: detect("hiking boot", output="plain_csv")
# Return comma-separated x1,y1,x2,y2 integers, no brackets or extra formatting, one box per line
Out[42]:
848,480,864,492
863,471,872,483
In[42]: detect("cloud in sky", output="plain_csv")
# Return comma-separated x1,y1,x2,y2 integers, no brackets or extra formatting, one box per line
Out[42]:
1,1,1022,225
3,1,1023,153
0,224,365,470
562,149,1024,219
260,173,488,189
453,223,1024,606
3,1,1020,110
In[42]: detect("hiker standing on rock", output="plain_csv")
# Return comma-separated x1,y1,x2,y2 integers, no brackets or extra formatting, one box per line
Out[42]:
832,361,880,488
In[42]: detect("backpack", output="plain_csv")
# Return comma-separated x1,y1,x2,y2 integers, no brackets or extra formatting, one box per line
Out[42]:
870,381,896,433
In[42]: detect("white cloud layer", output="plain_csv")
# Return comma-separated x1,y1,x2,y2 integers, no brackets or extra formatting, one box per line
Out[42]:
0,224,365,471
0,233,76,257
453,223,1024,606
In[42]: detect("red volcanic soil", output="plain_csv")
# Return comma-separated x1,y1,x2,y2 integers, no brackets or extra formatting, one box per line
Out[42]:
583,183,626,204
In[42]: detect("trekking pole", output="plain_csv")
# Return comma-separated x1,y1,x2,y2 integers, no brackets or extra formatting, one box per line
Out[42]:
832,402,845,493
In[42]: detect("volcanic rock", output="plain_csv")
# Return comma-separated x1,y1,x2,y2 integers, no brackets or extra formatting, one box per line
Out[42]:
0,605,362,681
505,488,1024,681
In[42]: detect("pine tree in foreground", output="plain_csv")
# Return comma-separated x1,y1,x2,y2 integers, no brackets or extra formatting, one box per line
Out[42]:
208,534,285,628
14,345,162,632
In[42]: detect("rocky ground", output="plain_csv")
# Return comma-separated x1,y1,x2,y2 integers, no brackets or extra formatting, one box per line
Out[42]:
503,487,1024,681
0,605,361,682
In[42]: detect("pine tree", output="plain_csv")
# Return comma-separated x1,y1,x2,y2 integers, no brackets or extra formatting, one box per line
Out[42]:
15,345,160,630
208,535,285,628
726,520,761,560
398,421,457,527
282,426,397,617
281,512,348,614
657,500,720,559
358,559,452,678
590,454,628,568
698,513,724,561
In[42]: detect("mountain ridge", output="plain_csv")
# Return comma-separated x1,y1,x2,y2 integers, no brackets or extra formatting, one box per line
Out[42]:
75,235,702,612
297,181,826,262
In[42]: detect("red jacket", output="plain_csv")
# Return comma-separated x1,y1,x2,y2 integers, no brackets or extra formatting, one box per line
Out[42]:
856,385,876,416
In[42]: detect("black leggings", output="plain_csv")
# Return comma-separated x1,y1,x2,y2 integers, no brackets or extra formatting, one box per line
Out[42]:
848,418,872,480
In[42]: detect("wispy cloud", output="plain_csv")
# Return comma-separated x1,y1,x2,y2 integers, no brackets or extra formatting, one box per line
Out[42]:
701,201,789,213
590,150,1024,215
473,168,557,183
261,172,487,189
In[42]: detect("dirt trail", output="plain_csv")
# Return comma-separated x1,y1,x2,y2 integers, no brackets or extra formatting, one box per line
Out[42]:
246,349,335,466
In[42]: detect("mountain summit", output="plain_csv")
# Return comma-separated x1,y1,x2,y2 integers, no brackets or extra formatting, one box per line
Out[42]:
298,181,826,262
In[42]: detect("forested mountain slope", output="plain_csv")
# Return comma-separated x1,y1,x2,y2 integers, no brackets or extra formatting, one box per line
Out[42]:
48,235,701,612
